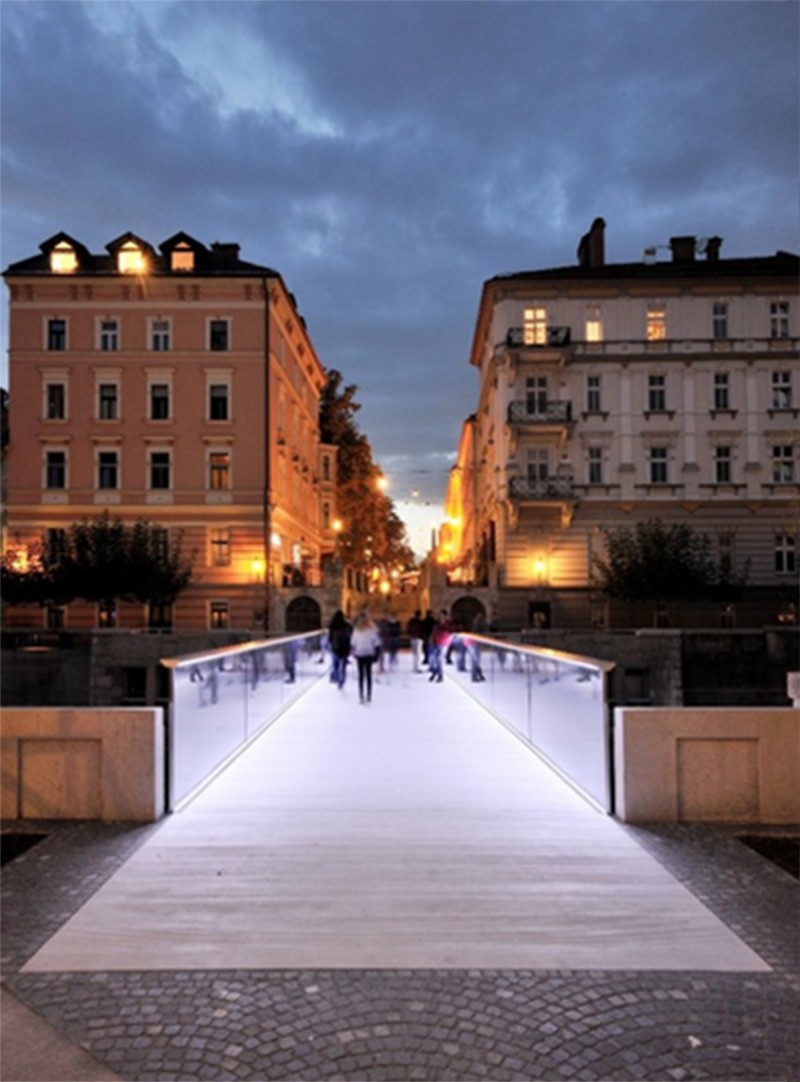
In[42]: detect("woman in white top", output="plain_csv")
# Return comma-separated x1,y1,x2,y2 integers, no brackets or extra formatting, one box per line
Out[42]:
351,610,381,704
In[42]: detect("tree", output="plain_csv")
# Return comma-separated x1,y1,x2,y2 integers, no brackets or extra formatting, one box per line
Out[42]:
320,370,415,574
591,519,747,624
1,514,195,611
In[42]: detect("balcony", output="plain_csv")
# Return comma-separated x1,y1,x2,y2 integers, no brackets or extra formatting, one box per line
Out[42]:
509,475,575,500
508,400,573,425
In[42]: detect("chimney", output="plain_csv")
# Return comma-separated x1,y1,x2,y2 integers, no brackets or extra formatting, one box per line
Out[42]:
705,236,723,262
669,236,696,263
211,242,241,265
577,217,606,268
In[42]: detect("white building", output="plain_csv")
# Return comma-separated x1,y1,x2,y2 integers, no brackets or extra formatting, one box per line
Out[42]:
441,220,799,629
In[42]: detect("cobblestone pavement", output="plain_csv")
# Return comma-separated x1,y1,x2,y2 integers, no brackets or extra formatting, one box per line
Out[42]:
2,819,798,1081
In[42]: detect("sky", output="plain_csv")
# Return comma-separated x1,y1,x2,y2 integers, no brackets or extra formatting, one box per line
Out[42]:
1,0,798,555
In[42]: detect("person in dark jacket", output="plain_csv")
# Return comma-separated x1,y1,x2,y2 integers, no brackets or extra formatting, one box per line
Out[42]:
328,610,352,689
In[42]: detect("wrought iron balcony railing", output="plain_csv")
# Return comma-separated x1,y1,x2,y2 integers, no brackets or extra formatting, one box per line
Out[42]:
508,475,575,500
508,400,573,425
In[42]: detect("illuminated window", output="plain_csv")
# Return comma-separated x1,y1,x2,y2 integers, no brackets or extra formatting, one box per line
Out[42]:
712,302,728,339
713,372,730,410
50,241,77,274
99,319,119,351
770,301,789,339
98,601,117,628
149,451,171,490
646,306,666,341
585,305,603,342
209,527,231,566
45,450,67,489
523,307,547,346
771,370,792,409
45,383,66,420
209,450,231,490
171,243,195,273
117,241,147,275
47,318,67,351
715,446,732,484
210,601,230,630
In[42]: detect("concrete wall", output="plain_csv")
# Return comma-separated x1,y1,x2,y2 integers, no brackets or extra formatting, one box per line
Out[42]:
614,707,800,824
1,708,164,822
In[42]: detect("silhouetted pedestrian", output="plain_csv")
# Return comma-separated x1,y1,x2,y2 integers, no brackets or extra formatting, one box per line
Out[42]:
328,609,352,689
351,610,381,704
407,610,423,672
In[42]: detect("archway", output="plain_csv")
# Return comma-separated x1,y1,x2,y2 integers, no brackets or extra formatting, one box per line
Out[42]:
450,595,486,631
285,596,322,633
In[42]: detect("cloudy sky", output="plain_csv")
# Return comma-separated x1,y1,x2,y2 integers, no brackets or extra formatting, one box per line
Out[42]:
2,1,798,554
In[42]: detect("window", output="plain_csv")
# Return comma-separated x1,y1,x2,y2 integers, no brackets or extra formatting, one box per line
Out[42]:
712,302,728,339
648,447,668,484
647,374,667,411
715,446,732,484
775,533,797,575
46,528,68,563
149,451,171,490
151,320,170,351
587,447,603,485
46,604,66,629
45,383,66,420
98,601,117,628
210,601,230,630
523,307,547,346
148,602,173,630
771,370,792,409
98,383,119,420
322,454,331,481
770,301,789,339
322,501,331,531
209,319,230,351
117,240,146,275
713,372,730,410
98,450,119,490
525,377,548,415
771,445,795,483
527,449,549,482
209,383,229,420
149,383,170,420
45,450,66,489
47,318,66,351
50,241,77,274
209,450,231,490
99,320,119,351
646,306,666,341
171,243,194,273
585,305,603,343
209,527,231,566
586,375,602,413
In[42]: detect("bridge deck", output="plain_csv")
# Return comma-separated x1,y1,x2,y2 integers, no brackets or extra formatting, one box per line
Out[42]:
24,664,767,973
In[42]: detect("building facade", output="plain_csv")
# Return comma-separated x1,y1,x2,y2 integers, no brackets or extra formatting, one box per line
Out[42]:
2,231,337,632
440,220,800,629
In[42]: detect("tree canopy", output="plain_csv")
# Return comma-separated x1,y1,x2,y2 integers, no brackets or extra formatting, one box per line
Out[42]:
1,514,195,608
320,369,414,574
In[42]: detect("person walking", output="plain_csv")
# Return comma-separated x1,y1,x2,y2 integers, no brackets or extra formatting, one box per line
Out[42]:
421,609,436,667
351,610,381,704
428,609,452,683
407,609,423,672
328,609,352,689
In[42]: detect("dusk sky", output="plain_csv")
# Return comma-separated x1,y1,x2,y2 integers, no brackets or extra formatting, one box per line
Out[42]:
2,1,798,554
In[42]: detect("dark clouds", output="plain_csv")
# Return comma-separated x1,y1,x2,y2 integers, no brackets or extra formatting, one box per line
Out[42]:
1,0,798,551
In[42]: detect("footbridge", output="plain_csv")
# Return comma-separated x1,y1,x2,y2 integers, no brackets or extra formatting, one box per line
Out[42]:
22,632,767,975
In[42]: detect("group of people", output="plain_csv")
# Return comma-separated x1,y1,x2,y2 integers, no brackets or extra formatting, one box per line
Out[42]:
326,606,487,703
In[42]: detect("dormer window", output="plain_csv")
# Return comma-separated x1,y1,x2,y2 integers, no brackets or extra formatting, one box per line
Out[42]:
117,240,147,275
171,243,195,273
50,241,78,274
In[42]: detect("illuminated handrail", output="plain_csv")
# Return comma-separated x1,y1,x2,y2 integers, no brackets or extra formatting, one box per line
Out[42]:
447,634,615,812
161,630,325,810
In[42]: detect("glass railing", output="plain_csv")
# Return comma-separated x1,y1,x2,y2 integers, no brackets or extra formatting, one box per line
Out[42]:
446,634,616,812
161,631,325,810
